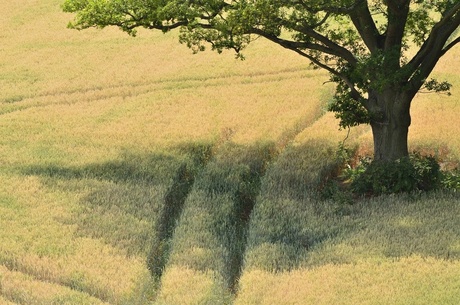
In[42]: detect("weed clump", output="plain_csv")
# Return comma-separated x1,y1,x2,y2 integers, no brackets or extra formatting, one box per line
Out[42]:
441,169,460,190
322,144,459,200
351,153,441,195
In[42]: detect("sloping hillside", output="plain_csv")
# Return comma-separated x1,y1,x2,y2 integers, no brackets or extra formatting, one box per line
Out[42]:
1,0,459,304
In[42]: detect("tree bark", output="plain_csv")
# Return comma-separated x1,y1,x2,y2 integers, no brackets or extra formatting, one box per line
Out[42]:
368,89,411,161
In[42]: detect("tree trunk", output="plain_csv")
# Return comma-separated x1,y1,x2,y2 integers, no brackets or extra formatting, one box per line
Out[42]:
368,89,412,161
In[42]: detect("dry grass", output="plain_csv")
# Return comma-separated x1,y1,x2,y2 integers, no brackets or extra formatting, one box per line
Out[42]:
0,174,151,304
409,46,460,159
1,0,327,302
155,266,228,305
236,256,460,305
1,0,460,304
0,265,110,305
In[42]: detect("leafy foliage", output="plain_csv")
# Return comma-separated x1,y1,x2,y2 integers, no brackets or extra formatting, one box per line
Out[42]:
327,80,370,129
423,78,452,95
321,144,457,199
441,169,460,190
347,152,442,196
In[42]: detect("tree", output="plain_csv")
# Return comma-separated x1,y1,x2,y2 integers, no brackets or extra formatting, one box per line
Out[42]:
63,0,459,161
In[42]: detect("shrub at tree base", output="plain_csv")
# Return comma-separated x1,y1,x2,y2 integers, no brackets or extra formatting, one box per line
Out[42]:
442,170,460,190
350,153,441,196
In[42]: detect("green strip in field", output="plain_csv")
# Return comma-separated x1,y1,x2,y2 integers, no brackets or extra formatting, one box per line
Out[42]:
156,142,276,303
244,139,346,272
147,143,213,281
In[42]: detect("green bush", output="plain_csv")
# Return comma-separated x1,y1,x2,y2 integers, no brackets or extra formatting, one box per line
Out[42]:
410,152,441,191
350,153,442,196
351,157,416,195
441,169,460,190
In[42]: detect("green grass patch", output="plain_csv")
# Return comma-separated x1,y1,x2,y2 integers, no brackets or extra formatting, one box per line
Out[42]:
157,142,276,301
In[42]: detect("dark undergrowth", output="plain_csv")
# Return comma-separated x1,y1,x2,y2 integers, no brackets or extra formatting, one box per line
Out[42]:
320,143,460,204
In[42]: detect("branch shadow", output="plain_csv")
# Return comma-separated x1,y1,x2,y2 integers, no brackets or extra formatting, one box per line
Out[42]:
18,138,460,301
244,139,460,274
21,143,212,259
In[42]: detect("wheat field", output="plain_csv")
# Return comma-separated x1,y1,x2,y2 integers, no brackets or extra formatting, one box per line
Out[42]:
1,0,460,304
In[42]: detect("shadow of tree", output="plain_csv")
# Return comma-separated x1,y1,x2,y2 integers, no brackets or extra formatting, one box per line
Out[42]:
24,152,181,185
356,194,460,261
160,141,277,295
243,139,459,273
19,138,460,301
245,137,460,272
21,143,212,259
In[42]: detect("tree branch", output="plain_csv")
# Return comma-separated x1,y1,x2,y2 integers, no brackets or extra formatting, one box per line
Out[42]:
148,20,189,31
384,0,410,51
407,3,460,71
286,23,358,65
291,0,383,53
252,29,362,101
401,3,460,98
293,0,363,14
348,0,382,52
441,35,460,56
256,31,351,61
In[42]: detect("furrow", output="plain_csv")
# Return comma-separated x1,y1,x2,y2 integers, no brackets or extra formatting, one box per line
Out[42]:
0,67,313,118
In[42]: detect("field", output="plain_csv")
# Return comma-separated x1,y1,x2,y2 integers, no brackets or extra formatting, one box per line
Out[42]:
1,0,460,304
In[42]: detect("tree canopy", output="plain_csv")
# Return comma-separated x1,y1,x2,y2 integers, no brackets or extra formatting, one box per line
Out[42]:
63,0,460,160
